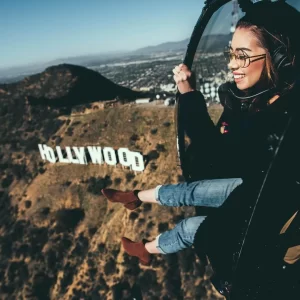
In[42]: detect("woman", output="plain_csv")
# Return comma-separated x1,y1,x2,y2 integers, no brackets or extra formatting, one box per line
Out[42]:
102,6,300,267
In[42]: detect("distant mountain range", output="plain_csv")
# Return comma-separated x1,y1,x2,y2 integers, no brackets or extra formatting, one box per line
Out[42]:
0,33,231,83
133,34,231,54
133,38,189,54
0,64,143,107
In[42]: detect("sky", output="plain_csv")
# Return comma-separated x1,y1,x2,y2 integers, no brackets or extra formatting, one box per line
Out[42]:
1,0,299,70
0,0,204,69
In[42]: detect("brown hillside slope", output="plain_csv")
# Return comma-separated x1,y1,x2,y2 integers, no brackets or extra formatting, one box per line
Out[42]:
0,101,223,300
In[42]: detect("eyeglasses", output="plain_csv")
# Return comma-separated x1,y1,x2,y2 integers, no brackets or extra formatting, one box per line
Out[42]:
223,50,266,68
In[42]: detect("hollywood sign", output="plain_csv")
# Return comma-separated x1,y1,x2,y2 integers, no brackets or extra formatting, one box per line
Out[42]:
38,144,145,171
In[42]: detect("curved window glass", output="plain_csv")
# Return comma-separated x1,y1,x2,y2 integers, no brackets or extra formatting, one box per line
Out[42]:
192,0,299,105
192,1,245,104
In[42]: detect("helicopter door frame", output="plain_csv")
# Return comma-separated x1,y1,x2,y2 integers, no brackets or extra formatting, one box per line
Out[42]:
176,1,300,299
176,0,232,180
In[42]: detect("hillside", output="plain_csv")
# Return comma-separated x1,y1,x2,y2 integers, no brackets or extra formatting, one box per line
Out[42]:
0,64,143,107
0,67,224,299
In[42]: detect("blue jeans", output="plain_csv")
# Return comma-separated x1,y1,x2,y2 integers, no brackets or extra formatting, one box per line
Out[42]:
154,178,243,254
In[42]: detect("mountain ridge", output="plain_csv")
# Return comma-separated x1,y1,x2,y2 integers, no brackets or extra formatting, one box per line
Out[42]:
133,33,231,54
0,64,144,107
0,33,231,82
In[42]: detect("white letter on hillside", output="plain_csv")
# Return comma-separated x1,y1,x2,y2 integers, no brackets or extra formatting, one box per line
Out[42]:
73,147,87,165
38,144,48,160
130,151,145,172
66,147,80,164
56,146,70,163
117,148,131,167
38,144,56,163
87,146,103,164
103,147,117,166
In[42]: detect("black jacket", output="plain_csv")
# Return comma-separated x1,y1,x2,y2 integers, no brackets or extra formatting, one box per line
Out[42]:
180,83,291,183
179,83,300,298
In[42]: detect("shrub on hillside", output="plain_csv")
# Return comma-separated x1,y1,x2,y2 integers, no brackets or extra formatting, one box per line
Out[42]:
138,270,159,292
38,167,45,174
88,227,97,236
130,134,139,142
150,163,157,171
156,144,166,152
126,173,135,183
39,207,50,216
41,119,62,139
129,211,139,221
150,128,158,135
172,213,185,223
2,175,14,188
55,136,62,145
147,221,155,229
25,136,42,151
98,243,106,254
0,105,8,117
112,282,132,300
54,208,85,231
24,200,31,209
63,181,72,186
138,218,145,225
158,222,169,233
143,203,152,212
11,164,26,179
87,176,112,195
72,121,81,126
132,180,138,188
147,150,159,161
104,258,116,276
114,177,122,185
65,127,74,136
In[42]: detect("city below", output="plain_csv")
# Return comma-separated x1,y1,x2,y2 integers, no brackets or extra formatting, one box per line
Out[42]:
0,33,234,105
89,50,232,104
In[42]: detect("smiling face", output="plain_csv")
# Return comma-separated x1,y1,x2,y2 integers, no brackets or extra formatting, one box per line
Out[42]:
229,27,267,90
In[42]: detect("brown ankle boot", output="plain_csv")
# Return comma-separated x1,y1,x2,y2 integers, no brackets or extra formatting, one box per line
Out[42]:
101,189,142,210
121,237,151,266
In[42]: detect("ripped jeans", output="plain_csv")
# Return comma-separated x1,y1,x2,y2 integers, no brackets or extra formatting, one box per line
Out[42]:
153,178,243,254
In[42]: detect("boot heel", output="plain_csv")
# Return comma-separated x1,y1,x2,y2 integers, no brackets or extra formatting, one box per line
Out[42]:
124,200,142,210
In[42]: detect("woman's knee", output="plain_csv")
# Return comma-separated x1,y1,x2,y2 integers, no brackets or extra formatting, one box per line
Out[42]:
180,216,206,234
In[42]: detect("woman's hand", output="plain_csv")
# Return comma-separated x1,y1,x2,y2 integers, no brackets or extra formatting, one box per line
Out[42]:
172,63,196,94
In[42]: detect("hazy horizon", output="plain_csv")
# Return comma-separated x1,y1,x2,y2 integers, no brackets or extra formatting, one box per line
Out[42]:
0,0,205,69
0,38,186,72
2,0,298,72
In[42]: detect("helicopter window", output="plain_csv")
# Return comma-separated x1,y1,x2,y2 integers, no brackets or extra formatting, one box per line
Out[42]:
192,0,299,106
285,0,299,11
192,1,245,105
